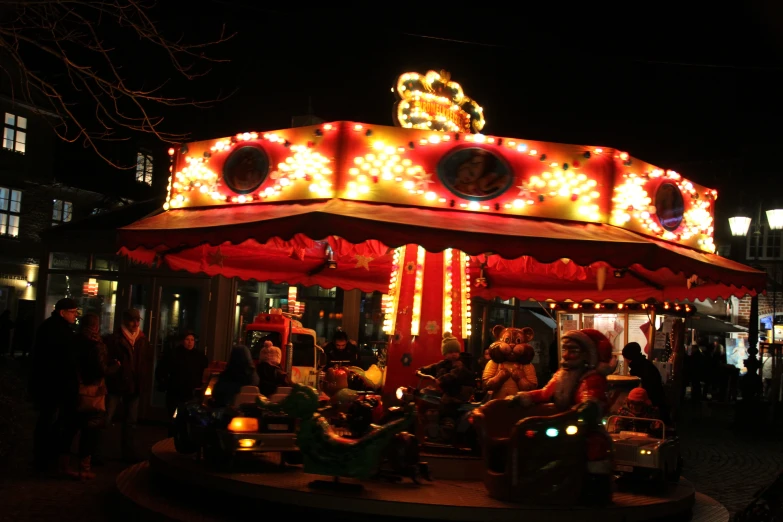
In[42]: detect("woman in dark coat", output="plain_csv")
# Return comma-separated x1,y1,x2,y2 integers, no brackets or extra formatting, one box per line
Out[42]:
156,331,209,419
212,345,259,408
59,313,117,480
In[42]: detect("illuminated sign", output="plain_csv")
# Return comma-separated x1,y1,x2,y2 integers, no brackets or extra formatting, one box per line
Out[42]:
394,70,485,134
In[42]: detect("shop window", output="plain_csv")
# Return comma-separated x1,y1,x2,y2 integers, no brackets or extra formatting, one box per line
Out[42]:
50,252,89,270
3,113,27,154
584,313,626,353
93,255,119,272
52,199,73,226
358,291,385,345
0,187,22,237
46,274,118,334
135,152,153,185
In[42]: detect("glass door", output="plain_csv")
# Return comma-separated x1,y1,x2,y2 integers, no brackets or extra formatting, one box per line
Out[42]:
144,278,210,421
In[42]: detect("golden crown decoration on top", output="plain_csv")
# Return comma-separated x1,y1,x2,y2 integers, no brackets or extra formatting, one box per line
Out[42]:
394,70,485,134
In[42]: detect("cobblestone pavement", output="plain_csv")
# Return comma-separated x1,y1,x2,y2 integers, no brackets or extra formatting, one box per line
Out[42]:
676,401,783,516
1,357,781,521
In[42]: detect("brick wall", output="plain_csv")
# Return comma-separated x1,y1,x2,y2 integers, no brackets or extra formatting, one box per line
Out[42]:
736,292,783,327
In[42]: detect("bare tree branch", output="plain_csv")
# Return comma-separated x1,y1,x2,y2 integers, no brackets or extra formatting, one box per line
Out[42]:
0,0,235,167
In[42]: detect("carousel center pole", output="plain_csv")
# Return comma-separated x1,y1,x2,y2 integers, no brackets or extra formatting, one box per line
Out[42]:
382,245,471,394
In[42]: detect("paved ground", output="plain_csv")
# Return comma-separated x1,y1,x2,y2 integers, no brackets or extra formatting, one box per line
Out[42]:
1,356,781,521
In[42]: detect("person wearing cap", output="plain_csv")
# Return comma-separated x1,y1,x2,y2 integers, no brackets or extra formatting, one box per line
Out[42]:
613,387,663,435
29,297,79,472
621,341,669,422
416,332,476,401
103,308,150,462
256,341,290,397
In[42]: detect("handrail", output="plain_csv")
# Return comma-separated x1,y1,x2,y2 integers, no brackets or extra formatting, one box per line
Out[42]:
606,415,666,440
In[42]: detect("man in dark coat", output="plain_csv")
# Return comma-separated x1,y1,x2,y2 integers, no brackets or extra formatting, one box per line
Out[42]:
622,342,669,422
29,298,78,472
323,330,360,368
104,308,150,462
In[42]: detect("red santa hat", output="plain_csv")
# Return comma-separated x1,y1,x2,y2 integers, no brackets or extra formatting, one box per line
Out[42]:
561,328,618,376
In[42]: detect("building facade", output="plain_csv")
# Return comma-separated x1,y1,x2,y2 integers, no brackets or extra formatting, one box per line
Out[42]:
0,94,166,353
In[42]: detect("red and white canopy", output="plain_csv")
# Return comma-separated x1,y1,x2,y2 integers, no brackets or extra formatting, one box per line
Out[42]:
118,199,765,303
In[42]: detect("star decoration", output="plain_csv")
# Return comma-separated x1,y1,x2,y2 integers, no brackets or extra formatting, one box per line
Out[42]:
405,261,416,274
413,171,434,191
290,247,306,261
517,182,535,199
207,246,227,267
425,321,440,335
354,254,374,270
401,353,413,367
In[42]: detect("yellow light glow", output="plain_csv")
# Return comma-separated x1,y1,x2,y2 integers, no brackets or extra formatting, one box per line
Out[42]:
410,246,426,336
565,425,578,435
238,439,256,448
383,246,406,335
228,417,259,433
460,251,471,337
610,170,714,250
443,248,454,335
394,70,485,133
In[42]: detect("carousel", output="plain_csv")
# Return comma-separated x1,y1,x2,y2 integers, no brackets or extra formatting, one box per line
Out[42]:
115,70,763,521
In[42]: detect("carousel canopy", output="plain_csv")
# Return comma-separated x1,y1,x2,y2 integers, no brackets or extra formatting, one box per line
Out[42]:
119,198,765,303
118,114,765,303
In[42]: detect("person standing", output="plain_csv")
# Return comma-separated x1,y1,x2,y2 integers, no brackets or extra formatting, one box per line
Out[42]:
621,342,669,422
28,298,78,472
59,313,116,480
155,331,208,420
104,308,149,462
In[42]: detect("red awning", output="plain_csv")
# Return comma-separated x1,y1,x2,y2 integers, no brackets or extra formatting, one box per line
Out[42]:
118,199,766,300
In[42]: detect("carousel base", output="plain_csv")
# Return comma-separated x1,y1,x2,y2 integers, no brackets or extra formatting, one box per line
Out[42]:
116,439,729,522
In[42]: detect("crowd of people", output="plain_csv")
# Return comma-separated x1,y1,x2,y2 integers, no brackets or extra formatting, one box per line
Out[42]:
28,299,207,481
683,339,739,402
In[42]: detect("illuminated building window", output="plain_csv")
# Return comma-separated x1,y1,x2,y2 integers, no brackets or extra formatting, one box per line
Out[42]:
747,225,782,260
52,199,73,226
0,187,22,237
136,152,153,185
3,113,27,154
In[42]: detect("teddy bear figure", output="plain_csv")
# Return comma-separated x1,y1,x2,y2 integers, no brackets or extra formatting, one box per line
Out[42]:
482,325,537,400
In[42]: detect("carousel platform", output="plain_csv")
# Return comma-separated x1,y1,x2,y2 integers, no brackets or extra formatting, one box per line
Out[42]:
116,439,729,522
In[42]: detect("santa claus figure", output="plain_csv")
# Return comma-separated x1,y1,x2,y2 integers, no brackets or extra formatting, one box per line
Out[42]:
509,328,617,415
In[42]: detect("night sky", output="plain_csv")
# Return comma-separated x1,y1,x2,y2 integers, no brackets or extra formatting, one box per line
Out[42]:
56,2,783,245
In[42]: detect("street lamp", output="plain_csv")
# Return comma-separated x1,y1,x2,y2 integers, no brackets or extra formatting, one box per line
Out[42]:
728,215,753,237
766,209,783,231
728,203,783,405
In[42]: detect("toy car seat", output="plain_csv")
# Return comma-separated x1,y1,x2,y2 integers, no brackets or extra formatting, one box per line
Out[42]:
269,387,292,404
473,400,590,505
233,386,261,408
471,399,533,476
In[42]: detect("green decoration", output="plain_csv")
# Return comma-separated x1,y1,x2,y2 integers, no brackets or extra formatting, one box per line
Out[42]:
257,384,416,480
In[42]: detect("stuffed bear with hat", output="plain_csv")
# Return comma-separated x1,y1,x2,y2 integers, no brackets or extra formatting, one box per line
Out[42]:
482,325,538,400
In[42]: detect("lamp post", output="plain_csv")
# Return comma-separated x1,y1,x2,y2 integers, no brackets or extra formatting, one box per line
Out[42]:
729,202,783,403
